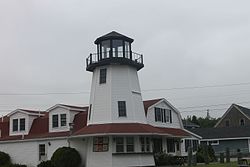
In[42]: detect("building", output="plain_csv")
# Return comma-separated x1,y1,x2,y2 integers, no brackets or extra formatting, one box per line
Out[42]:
0,31,197,167
190,104,250,155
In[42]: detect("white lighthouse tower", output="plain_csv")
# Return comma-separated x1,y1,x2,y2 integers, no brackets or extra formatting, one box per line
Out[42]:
86,31,146,125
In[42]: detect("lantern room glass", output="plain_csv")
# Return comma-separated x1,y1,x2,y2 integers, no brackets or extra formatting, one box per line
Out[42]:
124,41,130,58
112,40,123,57
101,40,111,59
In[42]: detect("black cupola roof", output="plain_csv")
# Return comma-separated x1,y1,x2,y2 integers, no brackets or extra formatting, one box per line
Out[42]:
86,31,144,72
94,31,134,44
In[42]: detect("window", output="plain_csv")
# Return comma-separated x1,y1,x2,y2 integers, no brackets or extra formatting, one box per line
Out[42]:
209,140,219,145
126,137,134,152
116,137,124,152
13,119,18,132
20,118,25,131
89,104,92,120
112,40,123,57
101,40,111,58
93,137,109,152
140,137,151,152
52,115,59,128
118,101,126,117
155,108,172,123
225,120,230,127
193,140,199,152
240,119,245,126
99,68,107,84
60,114,67,127
167,139,175,153
185,139,192,152
115,137,135,153
39,144,46,161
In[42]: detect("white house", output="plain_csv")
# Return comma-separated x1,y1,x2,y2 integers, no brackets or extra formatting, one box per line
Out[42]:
0,31,199,167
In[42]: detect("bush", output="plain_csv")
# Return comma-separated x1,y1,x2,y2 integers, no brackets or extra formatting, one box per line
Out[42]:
196,144,216,163
154,152,183,166
0,151,11,166
37,160,54,167
51,147,81,167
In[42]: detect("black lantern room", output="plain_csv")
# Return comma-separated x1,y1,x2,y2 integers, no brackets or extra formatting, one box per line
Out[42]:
86,31,144,72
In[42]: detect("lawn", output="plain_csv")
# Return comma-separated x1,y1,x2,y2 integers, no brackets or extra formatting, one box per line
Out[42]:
196,162,238,167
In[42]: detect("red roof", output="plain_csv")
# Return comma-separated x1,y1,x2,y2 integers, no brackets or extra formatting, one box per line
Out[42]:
143,98,162,115
0,100,190,141
74,123,190,137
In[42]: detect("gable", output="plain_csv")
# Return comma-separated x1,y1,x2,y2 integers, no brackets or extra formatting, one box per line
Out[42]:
145,99,183,129
215,105,250,128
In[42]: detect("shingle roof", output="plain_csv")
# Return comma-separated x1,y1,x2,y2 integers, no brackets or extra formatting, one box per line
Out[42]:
235,104,250,118
74,123,190,137
0,99,189,142
143,98,162,115
189,126,250,139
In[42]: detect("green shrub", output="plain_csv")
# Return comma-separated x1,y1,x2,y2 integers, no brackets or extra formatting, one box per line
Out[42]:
51,147,81,167
37,160,54,167
154,152,184,166
0,151,11,166
196,144,216,163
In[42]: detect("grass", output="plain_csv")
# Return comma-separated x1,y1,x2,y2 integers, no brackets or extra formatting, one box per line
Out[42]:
196,161,238,167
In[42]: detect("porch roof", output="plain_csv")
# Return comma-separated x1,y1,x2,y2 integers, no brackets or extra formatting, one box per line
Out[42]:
74,123,190,137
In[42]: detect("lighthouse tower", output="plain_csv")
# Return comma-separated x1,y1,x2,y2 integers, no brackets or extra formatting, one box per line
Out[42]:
86,31,146,125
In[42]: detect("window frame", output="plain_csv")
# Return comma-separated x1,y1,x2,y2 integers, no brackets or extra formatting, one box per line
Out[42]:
116,137,124,153
52,114,59,128
60,114,67,127
93,137,109,152
115,137,135,153
99,68,107,84
126,137,134,152
185,139,192,152
140,137,151,152
19,118,25,131
12,119,18,132
39,144,46,161
118,101,127,117
154,108,172,123
167,138,175,153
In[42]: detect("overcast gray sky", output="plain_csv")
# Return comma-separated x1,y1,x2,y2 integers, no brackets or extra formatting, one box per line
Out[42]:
0,0,250,118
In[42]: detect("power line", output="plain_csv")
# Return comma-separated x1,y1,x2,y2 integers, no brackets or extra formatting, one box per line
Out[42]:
0,91,90,96
0,81,250,96
142,82,250,92
178,101,250,110
181,108,228,113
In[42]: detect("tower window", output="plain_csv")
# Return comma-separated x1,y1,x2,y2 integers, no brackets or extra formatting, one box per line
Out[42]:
99,68,107,84
118,101,127,117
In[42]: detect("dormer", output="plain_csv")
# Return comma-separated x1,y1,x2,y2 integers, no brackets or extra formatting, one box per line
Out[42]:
7,109,45,136
47,104,87,133
144,98,184,129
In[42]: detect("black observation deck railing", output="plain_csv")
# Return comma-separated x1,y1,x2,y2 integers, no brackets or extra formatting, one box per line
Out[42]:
86,51,144,71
